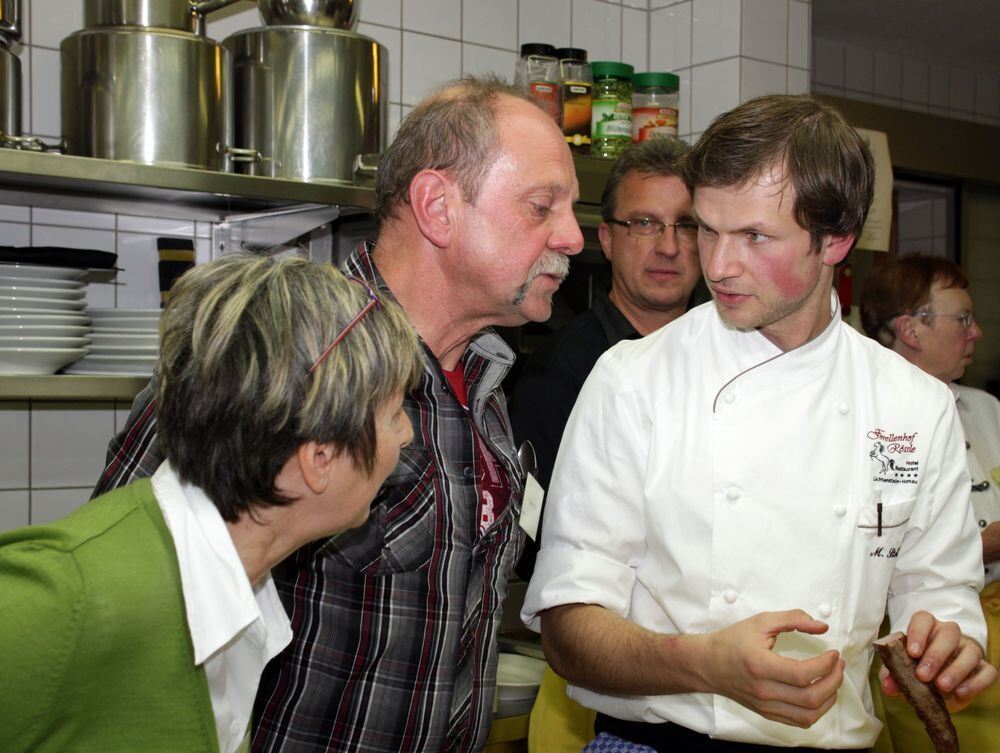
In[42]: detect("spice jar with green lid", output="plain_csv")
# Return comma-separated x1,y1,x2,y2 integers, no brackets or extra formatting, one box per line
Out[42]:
590,61,634,159
631,71,679,142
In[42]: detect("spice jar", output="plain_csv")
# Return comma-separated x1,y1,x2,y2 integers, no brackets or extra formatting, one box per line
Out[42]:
631,71,679,142
590,61,634,159
555,47,591,153
514,43,560,122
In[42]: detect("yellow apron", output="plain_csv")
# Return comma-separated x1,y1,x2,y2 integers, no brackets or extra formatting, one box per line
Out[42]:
528,667,597,753
875,580,1000,753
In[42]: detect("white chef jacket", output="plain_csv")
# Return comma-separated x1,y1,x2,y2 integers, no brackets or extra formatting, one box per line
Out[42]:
522,294,986,749
952,383,1000,585
152,462,293,753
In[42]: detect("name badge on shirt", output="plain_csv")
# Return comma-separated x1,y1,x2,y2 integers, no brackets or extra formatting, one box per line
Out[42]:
519,472,545,541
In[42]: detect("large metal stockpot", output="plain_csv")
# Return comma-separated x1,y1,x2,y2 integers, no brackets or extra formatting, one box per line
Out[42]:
0,44,19,140
225,26,386,183
61,26,235,169
83,0,241,35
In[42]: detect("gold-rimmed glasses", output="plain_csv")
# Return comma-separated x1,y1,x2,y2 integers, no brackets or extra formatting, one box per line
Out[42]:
307,276,382,374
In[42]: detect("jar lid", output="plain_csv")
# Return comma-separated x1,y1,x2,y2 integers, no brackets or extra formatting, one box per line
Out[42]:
520,43,556,57
634,71,680,90
591,61,634,79
554,47,587,61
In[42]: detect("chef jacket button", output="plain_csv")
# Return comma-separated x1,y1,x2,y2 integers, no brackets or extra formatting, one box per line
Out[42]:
834,505,847,517
726,487,741,502
818,603,832,618
980,519,988,529
231,721,244,735
837,402,850,415
723,392,736,404
724,589,738,604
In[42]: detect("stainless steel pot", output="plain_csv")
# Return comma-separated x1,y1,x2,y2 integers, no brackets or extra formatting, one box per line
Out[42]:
0,0,22,45
61,26,254,169
0,42,19,138
257,0,359,29
225,27,385,183
84,0,240,34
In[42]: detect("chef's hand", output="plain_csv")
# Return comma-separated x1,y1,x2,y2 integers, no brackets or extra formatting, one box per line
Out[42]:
706,610,844,728
879,611,999,712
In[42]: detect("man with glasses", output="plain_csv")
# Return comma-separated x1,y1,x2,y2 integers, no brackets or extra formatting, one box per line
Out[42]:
508,136,700,752
523,95,994,751
861,253,1000,753
92,75,584,753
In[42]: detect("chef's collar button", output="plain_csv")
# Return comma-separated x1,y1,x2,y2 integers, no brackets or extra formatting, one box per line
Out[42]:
724,589,738,604
980,519,988,528
723,392,736,404
818,603,832,618
726,487,741,502
834,505,847,517
837,402,849,415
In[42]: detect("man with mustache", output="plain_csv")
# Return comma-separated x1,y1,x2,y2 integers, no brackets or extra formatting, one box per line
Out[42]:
92,75,583,753
509,136,701,753
523,94,994,751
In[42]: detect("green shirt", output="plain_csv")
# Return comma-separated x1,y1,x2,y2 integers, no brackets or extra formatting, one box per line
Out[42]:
0,479,219,753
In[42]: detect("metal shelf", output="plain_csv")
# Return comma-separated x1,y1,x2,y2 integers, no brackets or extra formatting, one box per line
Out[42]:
0,148,375,220
0,374,150,401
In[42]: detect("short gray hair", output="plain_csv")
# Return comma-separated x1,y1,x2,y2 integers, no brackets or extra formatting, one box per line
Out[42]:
156,253,423,521
374,74,535,227
601,136,691,221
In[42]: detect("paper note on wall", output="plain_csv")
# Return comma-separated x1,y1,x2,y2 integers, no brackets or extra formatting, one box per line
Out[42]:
855,128,893,252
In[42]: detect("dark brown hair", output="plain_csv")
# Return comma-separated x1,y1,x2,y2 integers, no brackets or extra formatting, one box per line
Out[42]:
681,94,874,250
859,253,968,347
601,136,690,221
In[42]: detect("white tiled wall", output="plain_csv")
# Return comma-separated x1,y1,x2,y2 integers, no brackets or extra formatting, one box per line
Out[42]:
812,36,1000,127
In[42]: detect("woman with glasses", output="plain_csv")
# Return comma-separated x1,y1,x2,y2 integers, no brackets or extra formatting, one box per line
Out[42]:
0,253,422,753
861,253,1000,753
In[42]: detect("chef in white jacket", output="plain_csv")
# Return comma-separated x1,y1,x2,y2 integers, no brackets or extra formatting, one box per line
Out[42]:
522,94,997,752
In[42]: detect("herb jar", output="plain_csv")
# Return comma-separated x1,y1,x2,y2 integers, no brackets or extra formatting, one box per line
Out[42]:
590,61,634,159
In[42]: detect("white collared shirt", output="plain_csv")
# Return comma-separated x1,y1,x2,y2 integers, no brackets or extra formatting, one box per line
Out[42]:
523,292,985,748
152,462,293,753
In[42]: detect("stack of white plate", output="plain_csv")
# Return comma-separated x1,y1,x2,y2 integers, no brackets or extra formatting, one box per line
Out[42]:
64,308,160,376
0,263,90,375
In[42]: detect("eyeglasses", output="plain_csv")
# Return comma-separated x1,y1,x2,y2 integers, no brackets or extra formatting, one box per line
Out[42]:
914,310,976,329
607,217,699,246
307,276,382,374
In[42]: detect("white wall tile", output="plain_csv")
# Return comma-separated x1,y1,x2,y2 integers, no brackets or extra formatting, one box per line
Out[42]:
30,402,114,488
204,2,261,43
0,204,29,223
116,216,196,236
194,237,214,265
32,208,115,230
360,0,402,27
387,102,403,141
114,400,135,433
975,73,1000,118
29,46,59,138
901,58,929,104
31,487,91,525
740,58,787,100
843,44,872,93
572,0,622,62
691,0,740,66
624,0,648,8
401,32,462,105
949,68,975,113
650,2,691,72
0,490,29,532
0,221,31,246
740,0,786,65
30,0,83,48
873,52,901,100
787,0,809,69
31,226,115,254
463,0,518,50
357,23,402,104
787,66,809,95
0,402,29,489
462,43,517,79
84,279,117,309
403,0,461,39
621,7,648,72
928,64,949,108
518,0,572,49
114,233,162,310
675,66,692,135
691,57,740,132
812,37,843,87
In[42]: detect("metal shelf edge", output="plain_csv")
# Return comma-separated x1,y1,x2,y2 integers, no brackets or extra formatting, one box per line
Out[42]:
0,374,150,401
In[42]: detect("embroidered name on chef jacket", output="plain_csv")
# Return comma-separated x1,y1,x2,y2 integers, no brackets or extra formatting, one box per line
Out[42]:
867,428,920,485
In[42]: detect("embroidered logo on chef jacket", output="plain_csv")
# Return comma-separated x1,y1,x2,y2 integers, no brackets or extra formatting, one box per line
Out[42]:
867,428,919,484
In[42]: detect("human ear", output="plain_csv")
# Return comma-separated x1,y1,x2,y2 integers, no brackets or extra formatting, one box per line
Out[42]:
894,316,921,350
820,233,855,266
408,169,453,248
598,222,613,262
296,441,337,495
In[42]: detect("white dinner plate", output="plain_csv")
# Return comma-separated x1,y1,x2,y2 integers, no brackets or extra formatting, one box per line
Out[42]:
0,346,87,375
0,313,90,327
0,324,91,337
90,322,160,333
0,263,88,282
0,275,85,290
76,353,158,364
0,285,86,301
0,336,90,349
88,332,157,345
0,295,86,311
87,308,161,318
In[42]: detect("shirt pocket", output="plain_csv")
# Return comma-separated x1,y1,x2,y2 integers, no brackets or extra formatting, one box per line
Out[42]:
322,445,438,576
855,493,916,560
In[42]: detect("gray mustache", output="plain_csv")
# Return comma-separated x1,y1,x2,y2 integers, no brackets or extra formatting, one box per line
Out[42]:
528,252,570,282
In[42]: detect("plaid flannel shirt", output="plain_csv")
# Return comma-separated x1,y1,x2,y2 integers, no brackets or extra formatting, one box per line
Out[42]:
92,243,526,753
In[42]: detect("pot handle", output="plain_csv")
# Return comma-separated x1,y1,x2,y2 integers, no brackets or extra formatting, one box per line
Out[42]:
189,0,241,14
1,134,65,152
218,144,263,164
